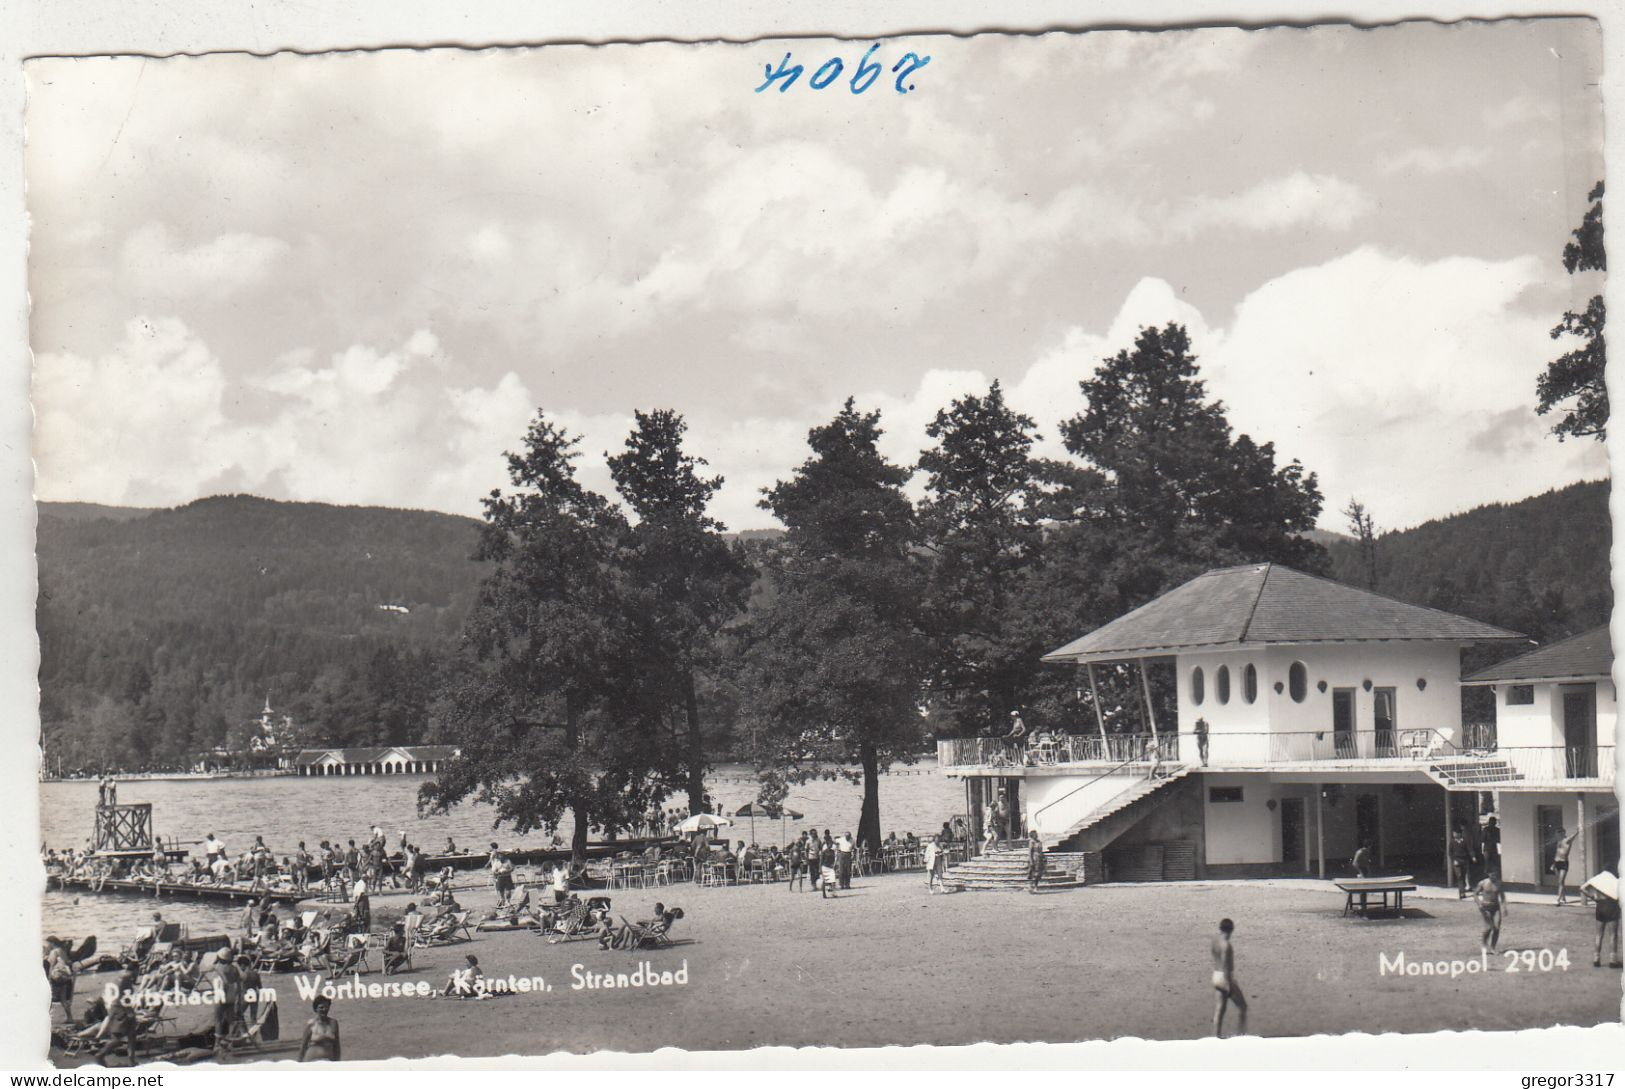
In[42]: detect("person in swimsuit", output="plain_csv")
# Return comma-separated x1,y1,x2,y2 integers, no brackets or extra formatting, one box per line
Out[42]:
1551,826,1580,905
1474,869,1508,954
1210,918,1247,1037
819,842,838,899
1026,830,1045,894
1352,842,1372,878
299,995,340,1061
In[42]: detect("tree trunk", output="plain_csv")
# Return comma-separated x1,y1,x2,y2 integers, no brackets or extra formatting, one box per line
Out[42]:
571,807,590,864
857,741,882,852
684,670,706,814
566,693,589,865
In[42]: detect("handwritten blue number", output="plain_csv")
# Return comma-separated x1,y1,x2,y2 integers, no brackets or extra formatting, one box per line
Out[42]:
810,57,843,90
850,45,882,94
756,52,803,93
891,52,931,94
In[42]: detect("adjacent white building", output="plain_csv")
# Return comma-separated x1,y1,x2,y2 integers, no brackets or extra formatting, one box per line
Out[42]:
1461,626,1618,888
938,563,1618,890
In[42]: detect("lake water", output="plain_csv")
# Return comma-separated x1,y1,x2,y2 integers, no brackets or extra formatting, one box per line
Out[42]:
40,762,961,940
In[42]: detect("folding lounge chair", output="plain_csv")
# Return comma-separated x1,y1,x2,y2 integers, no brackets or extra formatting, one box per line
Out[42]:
324,934,371,978
217,996,279,1055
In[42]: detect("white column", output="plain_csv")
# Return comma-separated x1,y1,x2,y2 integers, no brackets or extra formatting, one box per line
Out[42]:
1316,784,1326,879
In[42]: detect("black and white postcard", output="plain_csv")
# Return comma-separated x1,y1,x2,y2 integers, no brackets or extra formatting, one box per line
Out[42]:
19,13,1620,1069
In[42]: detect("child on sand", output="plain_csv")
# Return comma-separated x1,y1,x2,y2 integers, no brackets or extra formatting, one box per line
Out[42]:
1210,919,1247,1038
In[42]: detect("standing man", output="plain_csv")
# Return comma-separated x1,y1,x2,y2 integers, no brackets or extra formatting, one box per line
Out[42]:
819,838,838,899
1449,827,1475,899
1194,717,1210,766
212,949,244,1060
293,841,311,893
1211,918,1247,1037
491,851,514,907
1481,815,1501,874
924,835,941,892
1352,841,1373,878
786,833,806,893
96,968,141,1066
837,832,854,890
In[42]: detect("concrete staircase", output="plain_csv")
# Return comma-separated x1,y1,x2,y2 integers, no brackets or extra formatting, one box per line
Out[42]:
1049,767,1193,854
1426,758,1524,788
940,844,1089,891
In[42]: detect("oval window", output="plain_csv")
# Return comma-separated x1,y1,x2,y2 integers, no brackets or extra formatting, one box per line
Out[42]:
1216,665,1231,705
1191,666,1205,705
1288,661,1308,703
1243,663,1258,704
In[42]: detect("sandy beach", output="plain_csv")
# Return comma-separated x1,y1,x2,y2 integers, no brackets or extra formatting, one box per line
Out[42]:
55,870,1622,1064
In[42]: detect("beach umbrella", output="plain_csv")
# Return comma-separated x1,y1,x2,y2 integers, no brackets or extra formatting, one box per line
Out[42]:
734,802,805,845
675,813,732,838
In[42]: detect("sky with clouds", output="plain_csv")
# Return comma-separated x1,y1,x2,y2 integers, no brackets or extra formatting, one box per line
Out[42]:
25,21,1607,533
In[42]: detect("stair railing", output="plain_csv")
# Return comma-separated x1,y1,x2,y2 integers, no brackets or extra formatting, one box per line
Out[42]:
1031,753,1151,836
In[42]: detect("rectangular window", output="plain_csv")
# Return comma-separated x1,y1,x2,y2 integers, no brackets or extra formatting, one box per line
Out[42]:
1208,786,1244,803
1505,684,1535,705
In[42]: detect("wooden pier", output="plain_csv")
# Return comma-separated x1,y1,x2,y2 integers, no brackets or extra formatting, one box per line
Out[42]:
49,874,306,905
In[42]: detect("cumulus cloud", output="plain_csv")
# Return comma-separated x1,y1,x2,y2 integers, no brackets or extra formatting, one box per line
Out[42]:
34,317,244,504
1377,145,1493,175
1167,173,1374,237
32,247,1607,539
120,222,289,301
34,321,542,517
1200,247,1607,527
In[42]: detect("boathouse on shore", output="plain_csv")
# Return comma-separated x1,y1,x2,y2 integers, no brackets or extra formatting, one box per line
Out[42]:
937,563,1618,891
293,744,459,776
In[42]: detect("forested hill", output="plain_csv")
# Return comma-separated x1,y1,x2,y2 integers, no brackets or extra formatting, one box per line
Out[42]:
1324,479,1611,649
36,481,1611,773
38,495,487,770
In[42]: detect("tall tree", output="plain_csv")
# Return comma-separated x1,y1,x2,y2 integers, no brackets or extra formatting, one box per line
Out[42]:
1059,323,1325,575
1022,323,1326,730
607,409,751,816
1342,497,1378,589
917,380,1052,736
740,399,928,850
421,413,676,860
1538,180,1607,441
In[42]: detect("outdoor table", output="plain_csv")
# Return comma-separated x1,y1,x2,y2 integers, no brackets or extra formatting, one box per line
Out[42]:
1336,876,1417,917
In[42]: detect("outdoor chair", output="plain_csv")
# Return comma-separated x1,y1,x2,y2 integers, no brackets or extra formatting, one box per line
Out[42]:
217,995,279,1055
325,933,371,978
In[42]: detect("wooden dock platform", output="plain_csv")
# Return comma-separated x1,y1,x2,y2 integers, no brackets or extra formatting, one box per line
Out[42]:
49,874,307,905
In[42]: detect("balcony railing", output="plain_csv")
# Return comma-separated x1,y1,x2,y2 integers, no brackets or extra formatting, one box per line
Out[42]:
937,733,1177,770
1485,745,1616,784
937,731,1615,786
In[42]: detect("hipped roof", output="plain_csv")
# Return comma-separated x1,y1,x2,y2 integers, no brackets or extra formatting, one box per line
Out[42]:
1041,563,1525,666
1462,625,1612,685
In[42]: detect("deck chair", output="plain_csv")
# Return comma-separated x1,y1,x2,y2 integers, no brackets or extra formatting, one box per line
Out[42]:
417,910,473,947
545,898,612,944
217,995,279,1054
607,908,681,950
388,914,420,974
325,933,371,978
